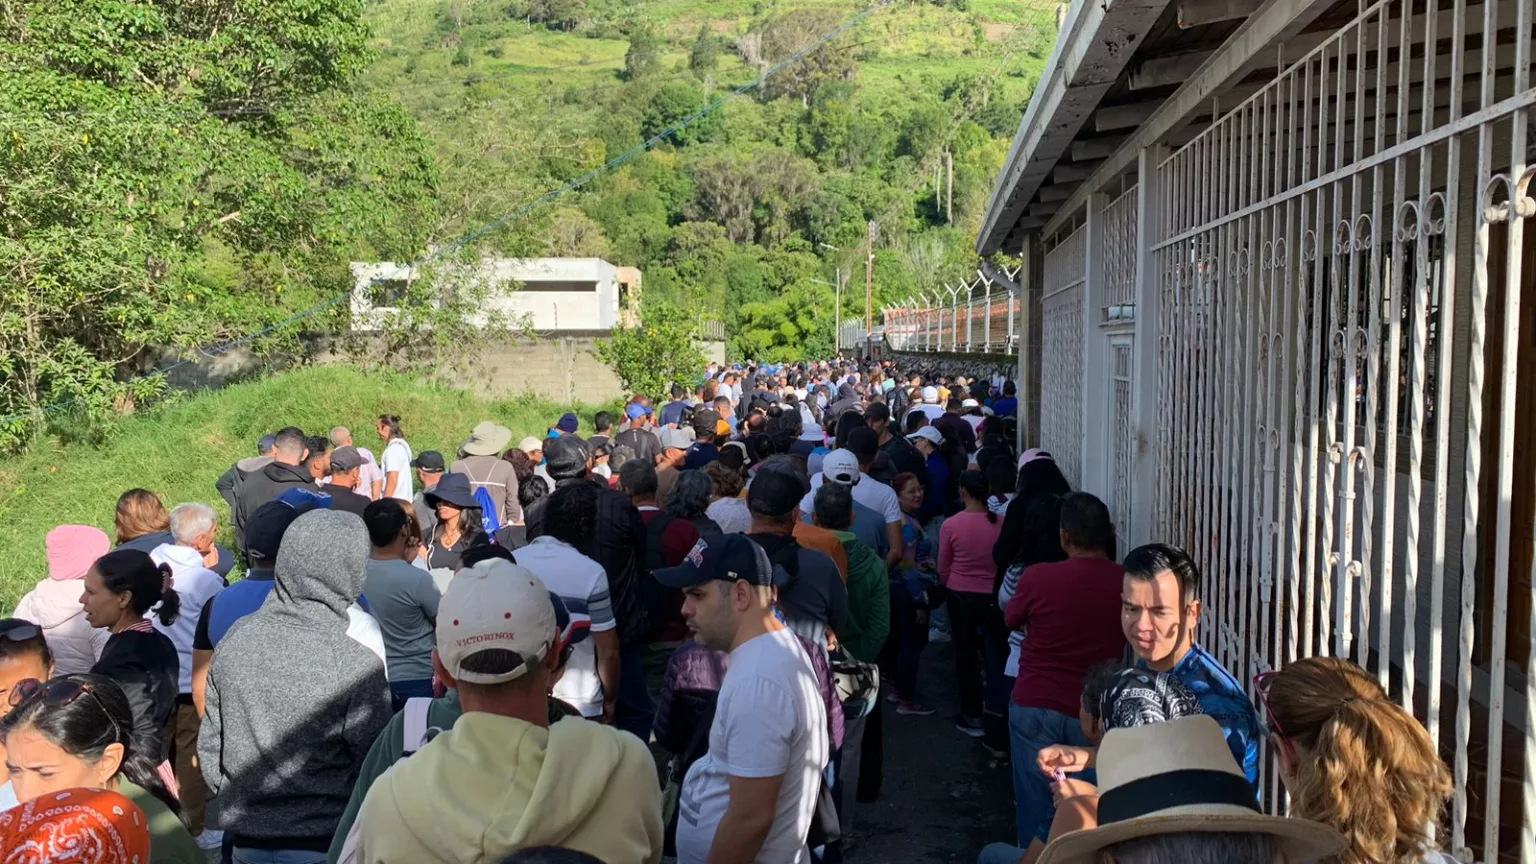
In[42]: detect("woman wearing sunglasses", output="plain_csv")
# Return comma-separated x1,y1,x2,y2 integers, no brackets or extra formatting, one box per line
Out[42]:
1258,658,1458,864
0,673,202,862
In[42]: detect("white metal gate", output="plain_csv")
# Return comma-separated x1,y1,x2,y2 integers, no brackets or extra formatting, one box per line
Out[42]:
1043,225,1087,486
1150,0,1533,856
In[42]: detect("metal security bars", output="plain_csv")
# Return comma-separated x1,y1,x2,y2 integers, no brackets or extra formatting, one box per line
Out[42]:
1044,225,1088,487
1103,186,1140,323
1147,0,1534,858
880,266,1022,355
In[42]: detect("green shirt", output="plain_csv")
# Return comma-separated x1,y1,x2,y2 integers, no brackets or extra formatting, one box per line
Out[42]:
121,780,203,864
833,530,892,663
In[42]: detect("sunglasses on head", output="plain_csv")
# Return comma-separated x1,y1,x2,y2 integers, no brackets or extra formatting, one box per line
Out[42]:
1252,670,1298,761
8,678,124,740
0,622,41,643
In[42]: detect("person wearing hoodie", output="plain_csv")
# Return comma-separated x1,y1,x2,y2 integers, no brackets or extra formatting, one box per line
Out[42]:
354,558,663,864
148,502,226,841
199,508,391,863
13,525,113,674
232,426,319,554
216,434,276,512
828,382,861,422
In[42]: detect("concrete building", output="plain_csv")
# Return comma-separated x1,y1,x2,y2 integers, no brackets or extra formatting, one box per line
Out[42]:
978,0,1534,860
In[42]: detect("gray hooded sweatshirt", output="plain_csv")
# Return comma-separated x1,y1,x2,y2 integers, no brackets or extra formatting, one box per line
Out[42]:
199,509,391,850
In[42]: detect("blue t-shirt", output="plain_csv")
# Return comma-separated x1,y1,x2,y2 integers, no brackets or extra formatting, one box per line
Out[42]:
659,400,690,428
993,396,1018,418
1141,644,1260,789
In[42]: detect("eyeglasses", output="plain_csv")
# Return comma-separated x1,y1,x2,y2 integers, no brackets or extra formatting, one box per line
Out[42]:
1252,670,1297,764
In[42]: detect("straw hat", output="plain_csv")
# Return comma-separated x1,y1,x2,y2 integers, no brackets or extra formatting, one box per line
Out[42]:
1036,716,1344,864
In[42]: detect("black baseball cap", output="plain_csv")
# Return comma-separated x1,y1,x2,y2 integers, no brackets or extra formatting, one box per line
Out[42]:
245,490,331,562
412,450,446,472
544,435,591,480
654,534,788,589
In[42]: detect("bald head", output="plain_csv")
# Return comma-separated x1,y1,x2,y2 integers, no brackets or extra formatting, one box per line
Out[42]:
330,426,353,448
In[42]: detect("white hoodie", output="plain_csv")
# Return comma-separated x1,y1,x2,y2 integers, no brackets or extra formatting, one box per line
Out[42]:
12,581,106,675
150,543,226,694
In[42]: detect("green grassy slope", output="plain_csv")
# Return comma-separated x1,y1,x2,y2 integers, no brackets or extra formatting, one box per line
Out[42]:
0,366,613,608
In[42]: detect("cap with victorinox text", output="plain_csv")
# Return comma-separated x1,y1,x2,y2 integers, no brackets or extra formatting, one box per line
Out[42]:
436,558,558,685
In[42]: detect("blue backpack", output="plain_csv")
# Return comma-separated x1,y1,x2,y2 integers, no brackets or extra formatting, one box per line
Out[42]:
473,485,502,536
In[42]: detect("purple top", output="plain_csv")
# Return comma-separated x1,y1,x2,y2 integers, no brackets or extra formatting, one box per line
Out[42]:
655,635,846,752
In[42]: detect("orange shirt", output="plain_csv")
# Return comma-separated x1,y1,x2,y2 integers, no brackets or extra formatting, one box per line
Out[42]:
793,522,850,583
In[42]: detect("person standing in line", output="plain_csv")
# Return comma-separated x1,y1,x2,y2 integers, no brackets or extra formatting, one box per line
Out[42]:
452,422,520,527
589,410,615,452
1002,492,1123,847
81,550,181,760
615,403,662,467
422,474,487,573
361,500,440,710
14,525,112,675
376,414,413,502
147,503,225,844
938,470,1004,740
233,427,318,553
508,482,621,726
885,473,936,715
410,450,445,537
325,447,375,517
0,619,56,810
329,427,384,501
655,427,694,507
657,534,829,864
620,460,702,646
704,461,753,535
216,434,276,512
200,509,391,864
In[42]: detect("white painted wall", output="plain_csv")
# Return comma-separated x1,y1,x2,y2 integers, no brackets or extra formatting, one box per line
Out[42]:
350,257,623,331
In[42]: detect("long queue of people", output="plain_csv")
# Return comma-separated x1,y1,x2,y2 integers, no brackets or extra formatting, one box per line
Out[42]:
0,358,1462,864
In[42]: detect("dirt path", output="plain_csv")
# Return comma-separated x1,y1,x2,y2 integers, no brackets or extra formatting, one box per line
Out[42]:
848,642,1016,863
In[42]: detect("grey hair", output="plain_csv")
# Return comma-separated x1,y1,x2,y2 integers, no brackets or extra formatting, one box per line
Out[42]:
329,426,352,447
1103,831,1280,864
169,502,217,544
665,470,715,520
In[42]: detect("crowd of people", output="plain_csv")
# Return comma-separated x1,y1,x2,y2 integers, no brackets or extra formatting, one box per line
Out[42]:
0,358,1464,864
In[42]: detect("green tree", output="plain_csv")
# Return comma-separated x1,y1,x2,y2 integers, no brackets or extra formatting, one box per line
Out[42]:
641,81,720,146
595,303,706,397
0,0,437,451
750,9,858,105
688,24,719,74
530,0,585,29
623,23,661,81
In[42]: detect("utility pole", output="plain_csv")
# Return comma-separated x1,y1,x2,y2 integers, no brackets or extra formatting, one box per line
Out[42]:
865,220,876,346
946,149,954,224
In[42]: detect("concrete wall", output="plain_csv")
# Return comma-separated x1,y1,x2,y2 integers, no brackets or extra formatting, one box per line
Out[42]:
350,258,624,332
151,335,729,403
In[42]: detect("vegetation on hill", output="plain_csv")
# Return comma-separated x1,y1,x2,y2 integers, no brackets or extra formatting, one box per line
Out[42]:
362,0,1054,361
0,365,614,606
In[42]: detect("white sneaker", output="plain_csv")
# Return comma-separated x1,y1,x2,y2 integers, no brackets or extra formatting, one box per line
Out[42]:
928,627,952,643
196,829,224,851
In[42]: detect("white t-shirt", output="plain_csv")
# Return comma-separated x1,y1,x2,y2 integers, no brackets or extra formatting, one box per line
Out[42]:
905,404,945,424
381,438,414,501
356,446,384,499
511,537,616,717
676,628,829,864
799,471,903,525
347,604,389,677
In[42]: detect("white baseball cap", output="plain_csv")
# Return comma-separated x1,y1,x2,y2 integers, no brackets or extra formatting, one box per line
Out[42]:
822,449,861,485
436,559,557,685
921,386,939,404
961,398,980,409
907,426,943,446
518,436,544,454
660,427,696,451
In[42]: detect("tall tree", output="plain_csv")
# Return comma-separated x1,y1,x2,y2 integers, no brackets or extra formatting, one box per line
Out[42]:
624,23,661,81
688,23,719,74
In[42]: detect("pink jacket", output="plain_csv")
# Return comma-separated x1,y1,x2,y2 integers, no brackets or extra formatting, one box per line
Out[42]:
13,525,111,674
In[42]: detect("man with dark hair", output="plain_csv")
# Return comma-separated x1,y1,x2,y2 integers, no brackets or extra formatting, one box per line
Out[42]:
1037,542,1263,823
513,482,619,724
655,535,828,864
411,450,446,536
327,447,374,517
1001,491,1125,846
746,470,847,650
216,433,276,512
865,402,927,488
355,560,662,863
233,426,318,553
684,409,721,470
660,384,690,428
362,498,441,709
935,398,977,454
620,459,702,644
526,436,652,740
615,403,661,467
993,380,1018,418
590,411,614,451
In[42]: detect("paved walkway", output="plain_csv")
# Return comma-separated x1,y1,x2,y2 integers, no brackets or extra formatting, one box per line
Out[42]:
849,642,1016,863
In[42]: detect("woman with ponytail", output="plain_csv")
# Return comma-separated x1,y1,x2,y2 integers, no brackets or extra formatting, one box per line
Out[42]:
80,549,181,759
1,673,201,862
1259,657,1459,864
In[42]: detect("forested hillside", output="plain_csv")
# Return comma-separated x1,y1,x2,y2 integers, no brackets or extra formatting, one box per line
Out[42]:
361,0,1056,360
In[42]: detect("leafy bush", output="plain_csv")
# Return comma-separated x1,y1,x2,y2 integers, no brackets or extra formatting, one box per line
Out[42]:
594,304,706,398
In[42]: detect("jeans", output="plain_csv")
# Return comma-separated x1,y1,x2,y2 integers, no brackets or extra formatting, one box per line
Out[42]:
232,850,327,864
389,678,435,712
882,579,930,702
978,842,1029,864
948,591,1005,720
1009,703,1094,846
616,642,656,741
